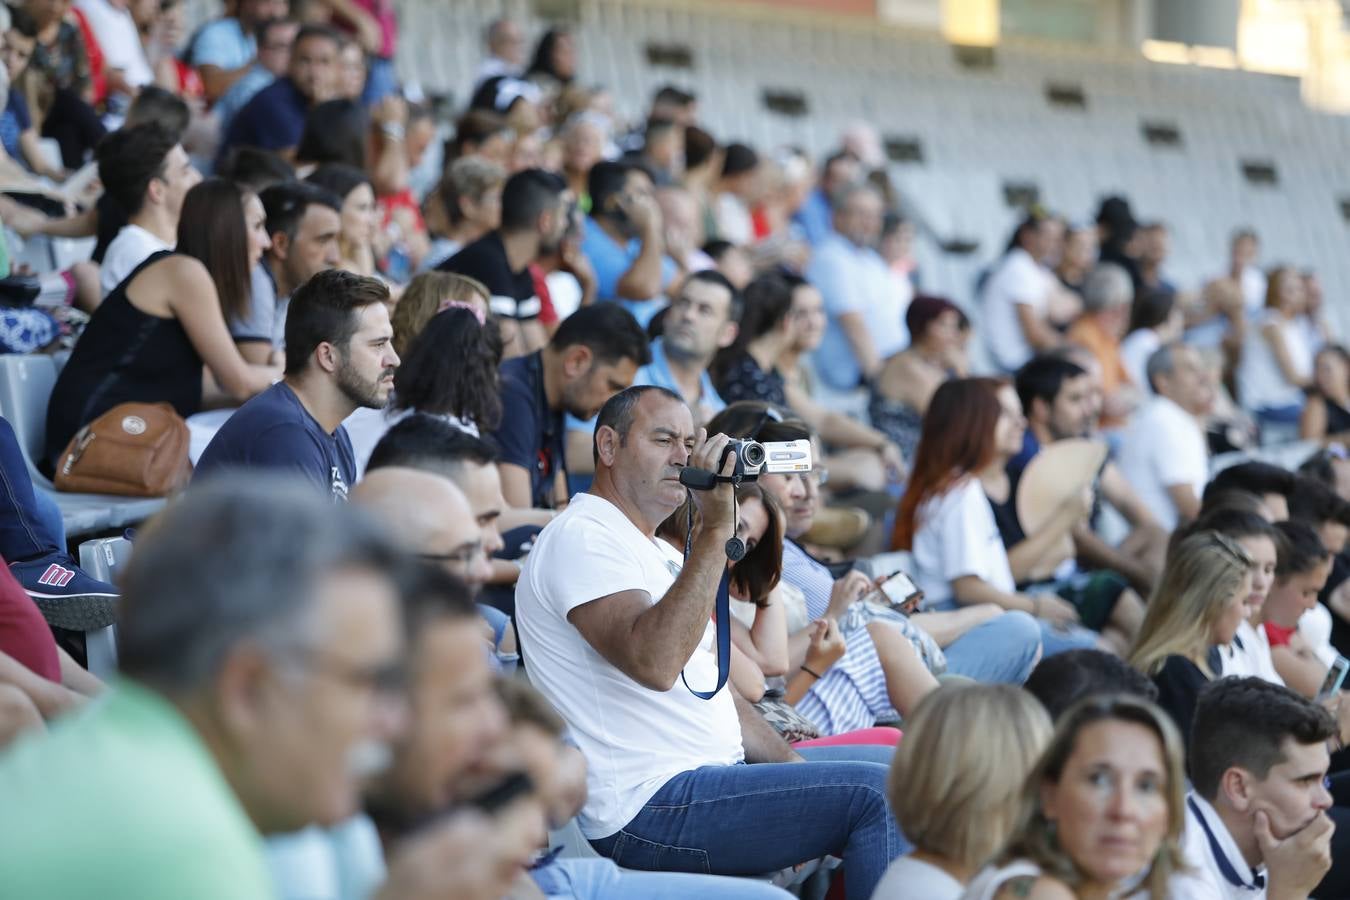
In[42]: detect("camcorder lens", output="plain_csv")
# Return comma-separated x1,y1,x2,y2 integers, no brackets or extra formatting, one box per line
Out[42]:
741,442,767,468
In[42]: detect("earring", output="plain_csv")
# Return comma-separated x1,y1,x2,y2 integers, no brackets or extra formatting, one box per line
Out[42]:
1045,818,1059,849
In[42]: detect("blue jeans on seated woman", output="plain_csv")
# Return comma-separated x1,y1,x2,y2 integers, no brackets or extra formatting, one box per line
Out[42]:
927,597,1096,659
587,759,902,900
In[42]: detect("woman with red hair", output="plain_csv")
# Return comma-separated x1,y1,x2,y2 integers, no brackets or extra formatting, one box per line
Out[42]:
893,377,1097,657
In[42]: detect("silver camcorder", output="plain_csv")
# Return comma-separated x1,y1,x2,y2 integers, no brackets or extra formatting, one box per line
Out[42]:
724,438,813,480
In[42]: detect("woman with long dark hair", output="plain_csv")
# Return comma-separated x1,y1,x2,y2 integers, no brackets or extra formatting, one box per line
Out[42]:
525,27,576,88
306,163,381,280
893,377,1096,657
44,178,278,466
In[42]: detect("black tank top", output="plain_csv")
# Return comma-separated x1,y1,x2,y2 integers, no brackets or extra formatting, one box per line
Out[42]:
44,251,203,467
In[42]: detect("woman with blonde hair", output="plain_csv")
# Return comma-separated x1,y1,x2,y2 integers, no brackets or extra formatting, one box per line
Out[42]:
872,684,1052,899
1128,530,1253,740
389,271,490,358
971,694,1187,900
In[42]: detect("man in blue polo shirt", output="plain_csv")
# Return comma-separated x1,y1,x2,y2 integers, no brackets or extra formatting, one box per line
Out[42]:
196,269,398,501
580,160,679,329
637,269,738,426
187,0,289,102
220,24,340,161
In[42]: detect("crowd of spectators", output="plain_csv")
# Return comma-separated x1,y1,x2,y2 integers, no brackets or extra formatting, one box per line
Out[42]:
2,4,1350,899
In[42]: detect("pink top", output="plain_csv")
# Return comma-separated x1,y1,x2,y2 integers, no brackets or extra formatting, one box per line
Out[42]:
337,0,397,59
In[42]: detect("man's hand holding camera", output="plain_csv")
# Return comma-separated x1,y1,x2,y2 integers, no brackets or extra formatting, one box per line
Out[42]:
686,429,738,542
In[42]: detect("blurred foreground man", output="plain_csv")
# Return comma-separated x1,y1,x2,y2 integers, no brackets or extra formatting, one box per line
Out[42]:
0,478,407,899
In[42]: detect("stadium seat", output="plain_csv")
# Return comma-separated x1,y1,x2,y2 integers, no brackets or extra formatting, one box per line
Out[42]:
76,536,131,678
0,355,165,537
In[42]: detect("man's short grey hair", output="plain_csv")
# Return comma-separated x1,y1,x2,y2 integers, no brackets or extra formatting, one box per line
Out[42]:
1145,341,1186,394
829,181,877,213
593,385,685,464
118,476,404,692
1081,263,1133,314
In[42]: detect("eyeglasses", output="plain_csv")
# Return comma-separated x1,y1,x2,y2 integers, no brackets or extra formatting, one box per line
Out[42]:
791,468,828,488
287,647,407,697
419,546,486,568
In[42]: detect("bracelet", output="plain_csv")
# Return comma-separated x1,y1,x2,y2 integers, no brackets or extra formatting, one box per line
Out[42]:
800,665,823,680
379,122,405,141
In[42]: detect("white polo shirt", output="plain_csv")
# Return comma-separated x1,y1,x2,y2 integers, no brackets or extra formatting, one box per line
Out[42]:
1169,793,1267,900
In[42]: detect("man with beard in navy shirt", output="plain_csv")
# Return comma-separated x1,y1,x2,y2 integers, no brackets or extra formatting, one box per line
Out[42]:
196,269,398,500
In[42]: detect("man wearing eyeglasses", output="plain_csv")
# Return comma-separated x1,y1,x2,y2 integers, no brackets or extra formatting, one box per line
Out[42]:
0,478,410,898
352,466,493,588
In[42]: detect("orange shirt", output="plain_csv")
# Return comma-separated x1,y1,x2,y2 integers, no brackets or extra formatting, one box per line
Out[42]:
1067,316,1133,429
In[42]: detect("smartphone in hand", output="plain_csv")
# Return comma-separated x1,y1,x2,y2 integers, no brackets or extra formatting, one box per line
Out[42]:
872,571,924,615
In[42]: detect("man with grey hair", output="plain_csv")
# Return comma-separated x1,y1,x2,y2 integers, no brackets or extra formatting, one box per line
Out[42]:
517,384,900,898
1067,261,1139,427
1118,343,1216,530
806,182,910,392
0,477,409,897
475,16,525,84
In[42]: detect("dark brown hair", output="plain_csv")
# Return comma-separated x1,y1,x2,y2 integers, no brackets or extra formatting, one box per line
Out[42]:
176,178,253,327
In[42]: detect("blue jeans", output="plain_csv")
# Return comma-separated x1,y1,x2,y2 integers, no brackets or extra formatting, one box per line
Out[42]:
929,599,1094,662
0,417,62,562
532,857,792,899
1257,403,1304,427
796,744,895,766
588,761,901,900
942,610,1042,684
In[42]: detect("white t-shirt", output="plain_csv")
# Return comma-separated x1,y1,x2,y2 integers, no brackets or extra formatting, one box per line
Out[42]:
1169,793,1267,900
1117,395,1208,531
100,225,172,297
874,855,964,900
342,407,479,479
1237,311,1313,412
982,248,1054,373
910,477,1016,609
1301,602,1337,668
76,0,154,88
1120,329,1161,396
1219,618,1285,686
515,493,744,839
1240,265,1268,320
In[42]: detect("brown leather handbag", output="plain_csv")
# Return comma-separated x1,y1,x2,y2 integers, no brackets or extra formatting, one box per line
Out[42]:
54,402,192,497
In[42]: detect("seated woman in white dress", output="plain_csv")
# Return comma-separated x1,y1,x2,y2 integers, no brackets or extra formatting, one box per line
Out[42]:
966,695,1187,900
871,684,1051,900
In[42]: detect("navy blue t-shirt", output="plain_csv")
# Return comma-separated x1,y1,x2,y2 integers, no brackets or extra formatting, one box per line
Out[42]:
195,382,355,501
488,351,565,508
220,77,309,157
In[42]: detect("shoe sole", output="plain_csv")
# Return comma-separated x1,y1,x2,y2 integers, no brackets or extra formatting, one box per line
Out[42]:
24,590,118,631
